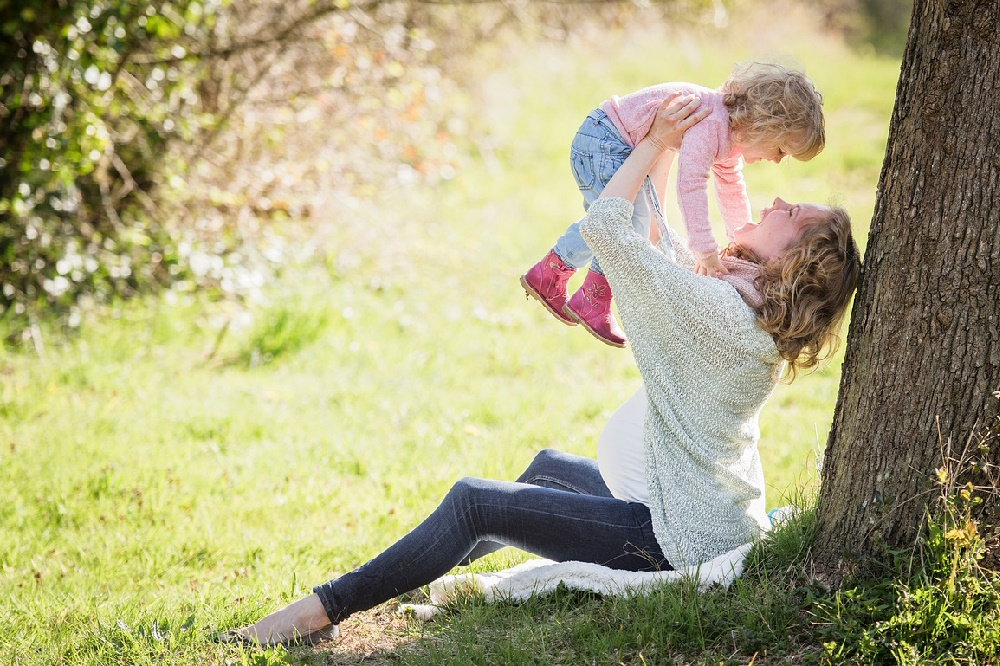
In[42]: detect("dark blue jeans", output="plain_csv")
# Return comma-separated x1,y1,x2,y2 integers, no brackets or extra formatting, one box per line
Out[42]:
313,449,670,624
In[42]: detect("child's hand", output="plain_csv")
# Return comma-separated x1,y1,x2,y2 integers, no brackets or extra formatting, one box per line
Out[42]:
694,253,729,278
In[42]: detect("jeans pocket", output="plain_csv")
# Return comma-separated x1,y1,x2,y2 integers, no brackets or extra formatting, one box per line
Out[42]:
571,149,599,194
571,146,628,196
597,151,627,188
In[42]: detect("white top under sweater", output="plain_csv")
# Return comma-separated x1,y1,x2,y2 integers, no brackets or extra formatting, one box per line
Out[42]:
581,197,779,567
598,384,650,504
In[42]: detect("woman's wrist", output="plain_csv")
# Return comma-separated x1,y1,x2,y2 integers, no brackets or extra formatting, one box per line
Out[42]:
633,138,669,164
647,134,673,153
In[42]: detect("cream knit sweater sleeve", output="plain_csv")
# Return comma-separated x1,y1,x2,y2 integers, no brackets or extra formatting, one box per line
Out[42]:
580,197,781,567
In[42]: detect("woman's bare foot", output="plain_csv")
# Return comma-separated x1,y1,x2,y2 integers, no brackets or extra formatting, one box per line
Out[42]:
222,593,338,647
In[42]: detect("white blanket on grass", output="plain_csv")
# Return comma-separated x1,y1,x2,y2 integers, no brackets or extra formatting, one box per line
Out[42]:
399,541,754,620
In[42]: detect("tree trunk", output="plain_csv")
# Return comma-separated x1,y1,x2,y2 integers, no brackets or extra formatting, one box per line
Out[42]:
812,0,1000,576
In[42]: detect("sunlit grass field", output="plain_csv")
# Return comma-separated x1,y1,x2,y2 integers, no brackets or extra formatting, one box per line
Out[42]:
1,6,902,664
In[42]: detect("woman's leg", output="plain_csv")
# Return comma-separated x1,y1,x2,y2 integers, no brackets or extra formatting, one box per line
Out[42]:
236,452,653,642
460,448,612,563
312,475,668,625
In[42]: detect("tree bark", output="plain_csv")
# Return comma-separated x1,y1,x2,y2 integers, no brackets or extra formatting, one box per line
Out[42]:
812,0,1000,576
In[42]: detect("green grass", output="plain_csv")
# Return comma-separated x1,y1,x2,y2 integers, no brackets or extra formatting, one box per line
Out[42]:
7,5,997,666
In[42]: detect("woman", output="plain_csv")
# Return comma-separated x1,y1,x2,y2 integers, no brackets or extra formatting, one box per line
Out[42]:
221,94,861,647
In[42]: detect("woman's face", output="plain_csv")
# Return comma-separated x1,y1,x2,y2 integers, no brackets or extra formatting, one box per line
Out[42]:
732,197,830,261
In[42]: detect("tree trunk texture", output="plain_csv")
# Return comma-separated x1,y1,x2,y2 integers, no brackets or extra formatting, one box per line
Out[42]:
812,0,1000,576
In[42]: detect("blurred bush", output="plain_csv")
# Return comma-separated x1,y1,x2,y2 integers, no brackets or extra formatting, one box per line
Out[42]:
1,1,213,337
0,1,480,338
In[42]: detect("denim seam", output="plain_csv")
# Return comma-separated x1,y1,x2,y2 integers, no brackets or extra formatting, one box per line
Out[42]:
523,473,592,495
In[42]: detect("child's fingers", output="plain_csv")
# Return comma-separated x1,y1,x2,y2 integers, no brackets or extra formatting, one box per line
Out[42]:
696,256,729,277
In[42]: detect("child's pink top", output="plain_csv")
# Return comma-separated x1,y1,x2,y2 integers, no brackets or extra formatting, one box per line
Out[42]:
600,83,753,258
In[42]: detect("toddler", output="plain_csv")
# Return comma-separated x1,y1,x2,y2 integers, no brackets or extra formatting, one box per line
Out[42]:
520,62,825,347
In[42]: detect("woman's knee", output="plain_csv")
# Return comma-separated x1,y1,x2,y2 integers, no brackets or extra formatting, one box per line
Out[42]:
529,448,564,471
447,476,492,504
536,447,561,461
516,449,556,483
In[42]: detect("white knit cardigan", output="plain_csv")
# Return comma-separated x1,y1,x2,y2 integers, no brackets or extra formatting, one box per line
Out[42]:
580,197,780,567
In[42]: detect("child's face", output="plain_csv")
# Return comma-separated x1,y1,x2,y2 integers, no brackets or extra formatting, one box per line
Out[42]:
740,139,790,164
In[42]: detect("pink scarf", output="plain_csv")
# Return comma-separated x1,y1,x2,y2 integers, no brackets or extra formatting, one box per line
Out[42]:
719,256,764,310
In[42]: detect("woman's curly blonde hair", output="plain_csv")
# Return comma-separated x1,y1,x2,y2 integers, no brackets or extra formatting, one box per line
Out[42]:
721,62,825,161
725,207,861,380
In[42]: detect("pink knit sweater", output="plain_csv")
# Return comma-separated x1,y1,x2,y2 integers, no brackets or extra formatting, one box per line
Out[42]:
600,83,753,259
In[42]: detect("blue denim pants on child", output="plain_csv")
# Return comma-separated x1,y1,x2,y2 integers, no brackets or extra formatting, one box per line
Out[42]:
553,109,666,274
312,449,670,624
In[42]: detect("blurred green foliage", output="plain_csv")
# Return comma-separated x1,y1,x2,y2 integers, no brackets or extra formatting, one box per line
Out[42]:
814,0,914,53
1,1,216,333
0,0,566,340
857,0,914,52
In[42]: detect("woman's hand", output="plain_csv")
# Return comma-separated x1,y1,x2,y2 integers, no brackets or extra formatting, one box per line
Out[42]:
647,93,708,153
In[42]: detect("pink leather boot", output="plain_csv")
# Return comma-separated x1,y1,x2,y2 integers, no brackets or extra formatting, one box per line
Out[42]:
520,250,577,325
563,271,626,348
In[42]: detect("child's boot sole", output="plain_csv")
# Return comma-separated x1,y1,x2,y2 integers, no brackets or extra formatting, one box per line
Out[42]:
521,275,577,326
562,304,627,348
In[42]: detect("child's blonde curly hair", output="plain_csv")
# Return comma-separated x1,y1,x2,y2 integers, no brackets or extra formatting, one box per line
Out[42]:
724,206,860,380
721,62,825,161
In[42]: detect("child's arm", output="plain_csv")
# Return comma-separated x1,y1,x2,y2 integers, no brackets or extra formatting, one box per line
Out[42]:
712,158,753,242
676,127,730,277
